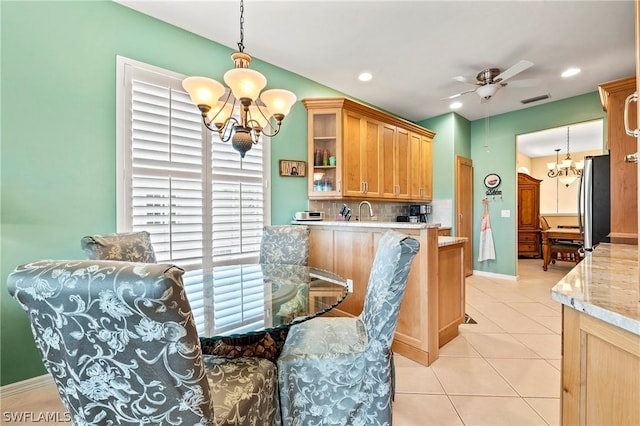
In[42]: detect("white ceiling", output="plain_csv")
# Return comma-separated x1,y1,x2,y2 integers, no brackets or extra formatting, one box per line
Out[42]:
115,0,636,123
517,119,604,158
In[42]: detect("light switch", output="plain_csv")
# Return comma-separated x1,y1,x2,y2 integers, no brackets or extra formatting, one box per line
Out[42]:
501,209,511,218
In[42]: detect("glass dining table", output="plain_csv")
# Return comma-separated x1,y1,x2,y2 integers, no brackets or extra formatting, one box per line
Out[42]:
190,263,349,359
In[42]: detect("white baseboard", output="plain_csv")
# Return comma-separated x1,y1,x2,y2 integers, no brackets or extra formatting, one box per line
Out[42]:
472,269,517,281
0,374,54,398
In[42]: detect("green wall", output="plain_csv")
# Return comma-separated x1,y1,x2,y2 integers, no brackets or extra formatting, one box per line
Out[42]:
0,0,342,385
419,112,471,235
470,92,605,276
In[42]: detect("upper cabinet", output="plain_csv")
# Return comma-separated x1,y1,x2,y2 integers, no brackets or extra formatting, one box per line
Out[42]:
303,98,435,201
599,76,638,241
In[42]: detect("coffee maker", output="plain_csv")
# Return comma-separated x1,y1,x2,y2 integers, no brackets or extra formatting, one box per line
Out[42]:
409,204,431,222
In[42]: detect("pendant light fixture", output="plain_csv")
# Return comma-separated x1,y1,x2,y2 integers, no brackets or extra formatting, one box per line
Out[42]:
182,0,296,158
547,127,584,186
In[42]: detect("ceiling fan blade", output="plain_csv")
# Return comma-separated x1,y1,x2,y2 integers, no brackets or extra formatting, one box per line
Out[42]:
440,89,477,101
495,60,533,83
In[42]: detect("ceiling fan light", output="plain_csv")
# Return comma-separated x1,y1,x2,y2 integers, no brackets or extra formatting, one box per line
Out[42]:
182,77,225,107
476,84,499,99
224,68,267,102
260,89,297,117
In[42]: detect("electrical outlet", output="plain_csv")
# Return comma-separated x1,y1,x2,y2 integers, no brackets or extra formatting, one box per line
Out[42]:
501,209,511,218
346,279,353,293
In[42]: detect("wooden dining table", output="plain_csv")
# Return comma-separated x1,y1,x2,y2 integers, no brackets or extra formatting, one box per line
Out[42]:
541,228,584,271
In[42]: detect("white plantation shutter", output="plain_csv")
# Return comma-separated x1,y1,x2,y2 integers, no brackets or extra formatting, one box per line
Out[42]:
117,57,270,337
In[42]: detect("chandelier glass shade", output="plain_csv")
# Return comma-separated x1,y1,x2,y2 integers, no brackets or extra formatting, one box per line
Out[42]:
547,127,583,187
182,0,296,158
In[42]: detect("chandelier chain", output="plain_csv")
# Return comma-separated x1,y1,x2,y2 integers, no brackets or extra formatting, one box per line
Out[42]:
237,0,245,52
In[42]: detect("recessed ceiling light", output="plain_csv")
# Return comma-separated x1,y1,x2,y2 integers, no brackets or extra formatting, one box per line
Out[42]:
561,67,581,78
449,101,462,110
358,72,373,82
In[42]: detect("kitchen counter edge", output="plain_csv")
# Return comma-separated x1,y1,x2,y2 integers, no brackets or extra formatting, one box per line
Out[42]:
550,243,640,336
291,220,466,247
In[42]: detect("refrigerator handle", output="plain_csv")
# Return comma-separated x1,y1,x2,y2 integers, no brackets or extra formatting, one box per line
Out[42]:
577,170,584,237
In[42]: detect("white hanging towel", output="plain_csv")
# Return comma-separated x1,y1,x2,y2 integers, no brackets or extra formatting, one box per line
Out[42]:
478,198,496,262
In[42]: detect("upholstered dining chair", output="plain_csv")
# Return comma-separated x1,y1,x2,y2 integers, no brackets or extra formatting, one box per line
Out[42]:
277,230,420,426
8,259,281,426
539,215,582,266
81,230,157,263
259,225,310,265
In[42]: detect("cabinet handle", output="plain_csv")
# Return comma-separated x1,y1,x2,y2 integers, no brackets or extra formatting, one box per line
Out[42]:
365,182,369,194
337,180,341,192
361,182,365,193
624,92,639,138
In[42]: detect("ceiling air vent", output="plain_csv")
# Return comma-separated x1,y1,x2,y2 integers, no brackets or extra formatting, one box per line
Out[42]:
521,94,550,104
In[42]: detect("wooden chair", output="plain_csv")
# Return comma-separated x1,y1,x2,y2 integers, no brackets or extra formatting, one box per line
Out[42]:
539,216,582,267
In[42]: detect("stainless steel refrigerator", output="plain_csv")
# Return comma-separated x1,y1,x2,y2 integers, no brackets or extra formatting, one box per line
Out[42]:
578,154,610,251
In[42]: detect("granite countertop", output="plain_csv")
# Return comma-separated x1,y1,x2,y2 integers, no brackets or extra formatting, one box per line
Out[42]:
291,220,442,230
438,236,468,247
550,243,640,336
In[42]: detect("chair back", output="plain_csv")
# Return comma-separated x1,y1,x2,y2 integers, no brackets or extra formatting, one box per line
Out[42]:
539,215,550,231
7,259,214,425
360,231,420,347
259,225,310,265
81,231,157,263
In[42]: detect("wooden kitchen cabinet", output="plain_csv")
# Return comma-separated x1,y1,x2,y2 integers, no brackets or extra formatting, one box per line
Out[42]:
342,110,382,198
517,173,542,258
381,125,411,199
306,106,342,198
598,76,638,242
303,98,434,201
561,306,640,425
409,132,433,201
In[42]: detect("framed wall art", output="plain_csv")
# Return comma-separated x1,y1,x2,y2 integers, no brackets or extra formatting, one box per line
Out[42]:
279,160,307,177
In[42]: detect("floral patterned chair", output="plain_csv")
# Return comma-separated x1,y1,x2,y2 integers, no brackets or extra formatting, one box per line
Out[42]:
7,259,281,426
259,225,310,265
277,230,420,426
81,231,157,263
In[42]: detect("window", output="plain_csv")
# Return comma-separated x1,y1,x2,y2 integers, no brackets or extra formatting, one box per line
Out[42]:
116,57,270,335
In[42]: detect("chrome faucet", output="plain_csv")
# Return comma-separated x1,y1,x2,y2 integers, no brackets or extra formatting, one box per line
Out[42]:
358,201,374,221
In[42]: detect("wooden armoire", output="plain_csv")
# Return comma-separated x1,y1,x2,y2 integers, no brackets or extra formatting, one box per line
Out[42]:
518,173,542,258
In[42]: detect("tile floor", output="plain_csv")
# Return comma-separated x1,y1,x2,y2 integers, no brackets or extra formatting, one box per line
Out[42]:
392,258,571,425
1,259,571,425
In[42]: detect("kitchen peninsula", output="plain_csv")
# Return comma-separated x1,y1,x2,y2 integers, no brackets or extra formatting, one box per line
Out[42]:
296,220,467,365
551,243,640,425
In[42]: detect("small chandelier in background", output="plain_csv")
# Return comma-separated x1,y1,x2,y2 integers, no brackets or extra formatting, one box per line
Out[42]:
182,0,296,158
547,127,583,186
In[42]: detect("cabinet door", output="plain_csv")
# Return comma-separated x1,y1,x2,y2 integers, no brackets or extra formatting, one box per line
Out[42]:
362,117,382,197
409,132,423,199
343,111,364,197
396,127,411,199
333,230,376,315
307,109,342,199
421,134,433,201
381,124,397,198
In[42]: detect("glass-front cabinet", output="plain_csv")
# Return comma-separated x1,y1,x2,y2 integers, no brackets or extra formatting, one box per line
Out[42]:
303,97,435,201
304,101,342,199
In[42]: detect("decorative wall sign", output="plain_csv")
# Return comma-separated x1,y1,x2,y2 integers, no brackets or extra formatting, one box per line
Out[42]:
484,173,503,199
484,173,501,189
279,160,307,177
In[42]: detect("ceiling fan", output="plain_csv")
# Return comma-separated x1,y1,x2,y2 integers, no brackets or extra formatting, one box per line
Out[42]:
443,60,534,101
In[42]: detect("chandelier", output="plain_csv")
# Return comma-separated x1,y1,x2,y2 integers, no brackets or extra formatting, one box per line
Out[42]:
182,0,296,158
547,127,583,186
